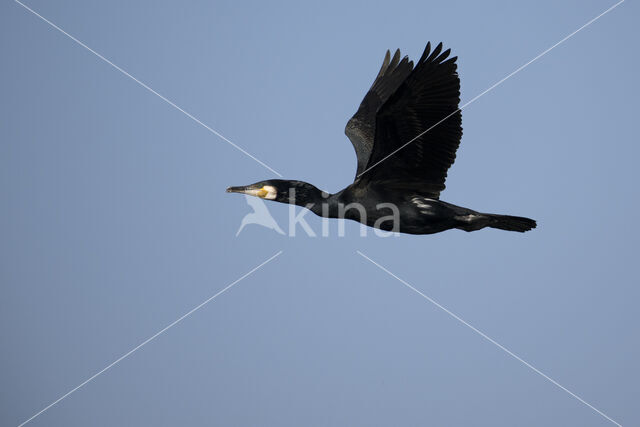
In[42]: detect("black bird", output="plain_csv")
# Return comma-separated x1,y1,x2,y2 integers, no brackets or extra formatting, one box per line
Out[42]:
227,43,536,234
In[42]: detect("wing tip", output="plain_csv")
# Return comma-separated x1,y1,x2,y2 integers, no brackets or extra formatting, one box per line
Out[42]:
419,41,457,65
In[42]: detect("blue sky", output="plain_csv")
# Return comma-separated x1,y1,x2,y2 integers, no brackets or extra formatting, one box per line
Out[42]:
1,0,638,426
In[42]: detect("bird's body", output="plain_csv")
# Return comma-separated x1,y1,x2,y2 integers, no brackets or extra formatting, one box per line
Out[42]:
333,187,466,235
338,182,536,234
228,42,536,235
338,189,476,235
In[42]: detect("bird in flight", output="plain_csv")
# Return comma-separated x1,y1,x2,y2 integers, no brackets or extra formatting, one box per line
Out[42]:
227,42,536,234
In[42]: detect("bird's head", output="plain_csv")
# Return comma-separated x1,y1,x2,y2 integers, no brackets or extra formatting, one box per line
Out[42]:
226,179,295,203
226,180,282,201
226,179,326,205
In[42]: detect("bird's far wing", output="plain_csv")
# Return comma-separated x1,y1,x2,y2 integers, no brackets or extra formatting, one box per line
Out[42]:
345,49,414,180
363,42,462,199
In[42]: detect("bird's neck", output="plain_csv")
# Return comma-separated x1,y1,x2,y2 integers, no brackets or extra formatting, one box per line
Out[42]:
283,181,340,217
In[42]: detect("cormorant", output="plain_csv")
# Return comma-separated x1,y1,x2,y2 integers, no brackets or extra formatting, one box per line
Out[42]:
227,43,536,234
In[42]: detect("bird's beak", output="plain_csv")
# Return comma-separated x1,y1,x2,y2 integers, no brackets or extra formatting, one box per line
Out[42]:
226,185,269,198
226,186,245,194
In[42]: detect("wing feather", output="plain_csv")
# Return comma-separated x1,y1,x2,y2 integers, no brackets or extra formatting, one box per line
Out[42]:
362,42,463,199
345,49,414,178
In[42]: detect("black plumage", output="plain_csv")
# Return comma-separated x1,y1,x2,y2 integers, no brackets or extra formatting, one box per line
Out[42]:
227,43,536,235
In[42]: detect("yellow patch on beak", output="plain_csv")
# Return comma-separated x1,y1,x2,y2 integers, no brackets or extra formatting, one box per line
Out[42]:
257,187,269,198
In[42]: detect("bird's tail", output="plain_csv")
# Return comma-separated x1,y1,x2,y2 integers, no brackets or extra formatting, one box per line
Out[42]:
485,214,537,232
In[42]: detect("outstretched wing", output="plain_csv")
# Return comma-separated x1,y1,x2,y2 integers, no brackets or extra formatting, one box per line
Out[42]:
362,42,462,199
345,49,414,179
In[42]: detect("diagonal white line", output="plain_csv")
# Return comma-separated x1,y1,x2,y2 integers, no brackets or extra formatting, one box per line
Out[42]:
14,0,283,177
356,250,622,427
357,0,624,178
17,250,283,427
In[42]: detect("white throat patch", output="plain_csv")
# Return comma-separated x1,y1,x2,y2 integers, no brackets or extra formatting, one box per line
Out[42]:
262,185,277,200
